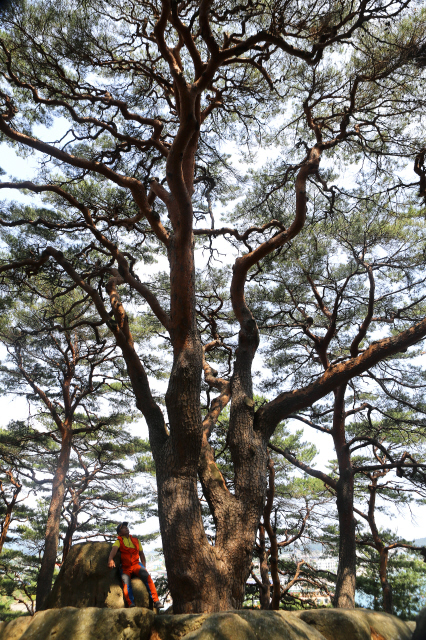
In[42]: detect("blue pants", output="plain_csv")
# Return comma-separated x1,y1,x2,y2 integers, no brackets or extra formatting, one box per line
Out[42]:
120,562,158,607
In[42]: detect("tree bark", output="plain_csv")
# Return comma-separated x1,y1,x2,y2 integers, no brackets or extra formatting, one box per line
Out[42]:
258,523,271,609
0,473,21,554
0,507,14,554
156,431,269,612
62,493,79,564
332,384,356,608
367,477,393,614
36,429,72,610
263,458,280,610
379,548,392,614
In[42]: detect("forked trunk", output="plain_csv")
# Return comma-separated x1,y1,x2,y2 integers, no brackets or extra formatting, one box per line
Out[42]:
36,429,72,611
332,384,356,609
157,470,256,612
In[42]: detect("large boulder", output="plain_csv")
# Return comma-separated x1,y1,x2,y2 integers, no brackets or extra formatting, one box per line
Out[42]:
0,608,416,640
44,542,150,609
293,609,413,640
16,607,153,640
151,610,328,640
0,617,32,640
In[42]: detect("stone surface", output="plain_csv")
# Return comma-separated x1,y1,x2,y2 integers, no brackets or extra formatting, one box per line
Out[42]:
291,609,370,640
353,610,413,640
0,616,32,640
20,607,154,640
151,613,209,640
293,609,413,640
45,542,150,609
158,611,328,640
412,607,426,640
0,605,415,640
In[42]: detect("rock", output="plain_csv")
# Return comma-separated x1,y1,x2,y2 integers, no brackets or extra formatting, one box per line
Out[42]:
158,610,328,640
0,608,416,640
293,609,371,640
354,610,413,640
292,609,413,640
0,616,32,640
412,607,426,640
238,610,328,640
151,613,209,640
406,621,416,633
18,607,154,640
45,542,150,609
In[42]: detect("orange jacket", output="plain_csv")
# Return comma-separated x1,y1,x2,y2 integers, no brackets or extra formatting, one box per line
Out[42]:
117,535,140,572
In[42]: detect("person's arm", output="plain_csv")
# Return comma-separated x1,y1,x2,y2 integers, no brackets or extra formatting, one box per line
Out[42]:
108,545,119,568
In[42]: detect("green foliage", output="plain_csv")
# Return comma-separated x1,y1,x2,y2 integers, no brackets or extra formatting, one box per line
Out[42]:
0,549,38,621
0,0,425,613
357,548,426,620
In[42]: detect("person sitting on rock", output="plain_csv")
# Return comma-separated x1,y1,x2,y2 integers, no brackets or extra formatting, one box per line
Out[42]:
107,521,163,611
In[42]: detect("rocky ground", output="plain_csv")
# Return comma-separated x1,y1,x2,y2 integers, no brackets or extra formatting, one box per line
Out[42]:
0,606,418,640
0,541,420,640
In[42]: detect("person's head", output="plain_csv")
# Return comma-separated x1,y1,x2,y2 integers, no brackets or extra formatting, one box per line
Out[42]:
116,522,130,537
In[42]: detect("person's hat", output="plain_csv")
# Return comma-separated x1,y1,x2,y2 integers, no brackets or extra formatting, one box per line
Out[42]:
116,521,128,534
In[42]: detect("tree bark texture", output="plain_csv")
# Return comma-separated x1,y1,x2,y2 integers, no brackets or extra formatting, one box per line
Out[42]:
0,473,21,554
0,507,13,554
36,429,72,611
263,458,280,610
379,548,393,614
258,523,271,609
367,477,393,614
62,495,80,564
332,384,357,609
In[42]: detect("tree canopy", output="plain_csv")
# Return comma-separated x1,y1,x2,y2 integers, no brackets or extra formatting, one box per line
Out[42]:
0,0,426,613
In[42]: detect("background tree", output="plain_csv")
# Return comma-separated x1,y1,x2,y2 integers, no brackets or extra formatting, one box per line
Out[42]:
356,544,426,620
60,435,154,562
252,423,333,610
0,449,35,555
0,287,142,609
0,549,38,620
236,175,426,607
354,448,426,614
0,0,426,612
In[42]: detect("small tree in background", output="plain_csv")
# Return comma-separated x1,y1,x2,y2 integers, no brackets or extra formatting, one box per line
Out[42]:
0,286,147,609
356,542,426,620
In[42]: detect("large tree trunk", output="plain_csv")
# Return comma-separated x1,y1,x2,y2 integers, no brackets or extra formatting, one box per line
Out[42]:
332,384,356,609
157,461,268,612
36,429,72,611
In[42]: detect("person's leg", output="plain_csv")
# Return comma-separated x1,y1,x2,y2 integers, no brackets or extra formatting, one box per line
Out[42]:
136,563,159,604
120,569,135,607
